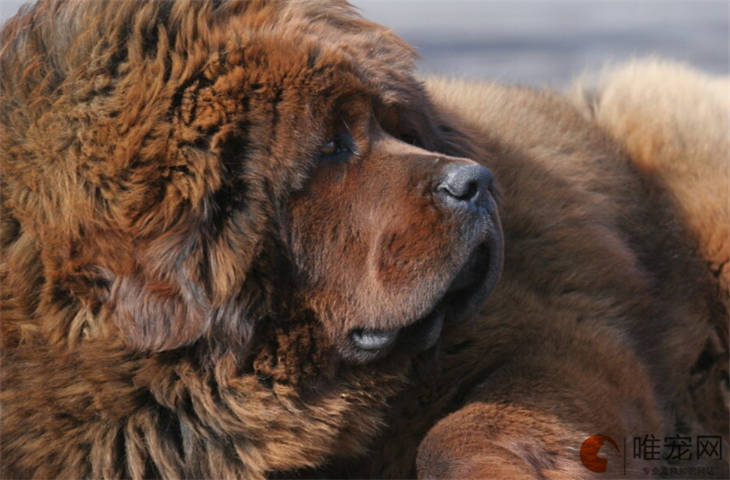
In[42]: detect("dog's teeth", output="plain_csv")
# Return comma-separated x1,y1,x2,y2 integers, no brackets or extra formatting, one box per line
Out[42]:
351,329,399,351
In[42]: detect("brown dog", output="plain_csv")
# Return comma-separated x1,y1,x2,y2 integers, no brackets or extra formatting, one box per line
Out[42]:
0,0,726,478
1,1,501,477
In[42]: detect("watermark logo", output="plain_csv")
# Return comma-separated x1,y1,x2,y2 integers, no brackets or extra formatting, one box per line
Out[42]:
580,433,724,476
580,434,620,473
632,434,722,461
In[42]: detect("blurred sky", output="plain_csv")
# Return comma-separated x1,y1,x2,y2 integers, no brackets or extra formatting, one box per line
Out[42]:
354,0,729,86
1,0,727,86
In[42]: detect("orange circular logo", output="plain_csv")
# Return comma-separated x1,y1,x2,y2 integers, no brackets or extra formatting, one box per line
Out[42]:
580,435,620,473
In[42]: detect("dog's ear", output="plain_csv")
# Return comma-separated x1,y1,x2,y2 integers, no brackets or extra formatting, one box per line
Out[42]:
104,203,262,352
108,272,210,352
104,226,215,352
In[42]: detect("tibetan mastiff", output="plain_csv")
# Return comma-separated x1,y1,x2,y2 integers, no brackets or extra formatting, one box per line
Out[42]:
1,0,727,478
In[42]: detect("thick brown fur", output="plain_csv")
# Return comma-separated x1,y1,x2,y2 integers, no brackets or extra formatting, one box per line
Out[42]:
407,72,728,478
570,59,730,446
1,1,728,479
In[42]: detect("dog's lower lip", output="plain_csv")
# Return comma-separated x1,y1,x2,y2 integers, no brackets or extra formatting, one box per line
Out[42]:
350,328,399,351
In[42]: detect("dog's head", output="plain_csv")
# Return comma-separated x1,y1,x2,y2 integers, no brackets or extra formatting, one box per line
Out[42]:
288,94,503,363
0,0,502,365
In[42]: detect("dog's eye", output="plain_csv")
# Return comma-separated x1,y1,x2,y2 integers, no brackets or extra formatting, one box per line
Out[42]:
319,133,353,160
320,140,341,155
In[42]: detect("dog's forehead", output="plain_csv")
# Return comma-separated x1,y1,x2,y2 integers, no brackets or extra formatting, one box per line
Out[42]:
226,35,373,101
213,18,415,110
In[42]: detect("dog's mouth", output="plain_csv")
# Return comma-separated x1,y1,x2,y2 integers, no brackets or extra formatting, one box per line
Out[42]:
346,226,503,363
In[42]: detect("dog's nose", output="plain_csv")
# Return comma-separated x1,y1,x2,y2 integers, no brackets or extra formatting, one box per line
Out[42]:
436,163,493,208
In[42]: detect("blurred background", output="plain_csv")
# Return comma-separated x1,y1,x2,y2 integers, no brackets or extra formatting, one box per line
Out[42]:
1,0,727,87
353,0,730,86
354,0,728,86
